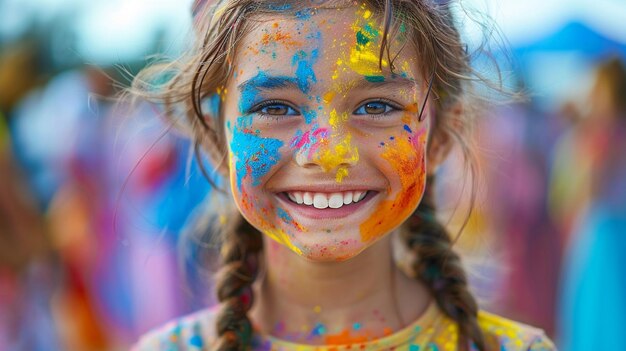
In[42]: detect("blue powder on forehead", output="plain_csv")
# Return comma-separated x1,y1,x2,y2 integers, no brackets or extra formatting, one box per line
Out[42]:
292,49,319,94
295,9,312,19
230,127,284,191
268,3,292,10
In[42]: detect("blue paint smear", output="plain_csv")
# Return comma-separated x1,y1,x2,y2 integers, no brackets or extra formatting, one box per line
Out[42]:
292,49,318,94
239,70,325,113
409,345,421,351
295,9,311,19
404,124,413,133
302,106,317,124
365,75,385,82
238,71,299,113
268,3,292,10
277,208,293,224
230,126,284,191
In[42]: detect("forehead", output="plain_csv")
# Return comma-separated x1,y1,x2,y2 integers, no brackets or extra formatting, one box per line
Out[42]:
230,6,421,92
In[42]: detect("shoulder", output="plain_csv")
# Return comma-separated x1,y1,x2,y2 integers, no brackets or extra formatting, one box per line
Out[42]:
132,306,219,351
477,310,557,351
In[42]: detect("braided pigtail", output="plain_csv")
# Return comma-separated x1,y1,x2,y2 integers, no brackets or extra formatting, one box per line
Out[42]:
402,175,486,351
214,212,263,351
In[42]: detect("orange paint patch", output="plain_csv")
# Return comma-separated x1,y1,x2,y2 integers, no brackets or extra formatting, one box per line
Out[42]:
359,135,426,243
261,31,301,47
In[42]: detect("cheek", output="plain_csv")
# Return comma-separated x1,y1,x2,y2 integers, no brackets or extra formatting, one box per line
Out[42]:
228,124,284,192
227,125,306,255
358,127,427,243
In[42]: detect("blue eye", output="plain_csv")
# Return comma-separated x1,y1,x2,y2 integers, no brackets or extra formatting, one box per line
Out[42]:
256,103,299,116
354,101,398,115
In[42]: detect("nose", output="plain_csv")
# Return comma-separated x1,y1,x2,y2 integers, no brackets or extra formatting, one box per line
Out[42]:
293,114,359,180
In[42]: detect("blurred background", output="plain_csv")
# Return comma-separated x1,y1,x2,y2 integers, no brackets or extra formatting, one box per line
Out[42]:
0,0,624,350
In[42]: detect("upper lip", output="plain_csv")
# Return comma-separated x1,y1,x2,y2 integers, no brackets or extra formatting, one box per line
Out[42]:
270,184,385,193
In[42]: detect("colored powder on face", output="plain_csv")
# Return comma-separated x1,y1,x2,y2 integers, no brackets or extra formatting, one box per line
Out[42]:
261,31,301,47
295,9,312,19
313,110,359,182
345,19,388,76
265,228,303,255
238,71,300,113
359,132,426,243
230,124,284,191
365,75,385,82
323,91,336,103
268,3,292,10
335,167,349,182
276,207,305,231
404,124,413,133
277,207,292,224
292,49,319,94
302,106,317,124
290,125,330,158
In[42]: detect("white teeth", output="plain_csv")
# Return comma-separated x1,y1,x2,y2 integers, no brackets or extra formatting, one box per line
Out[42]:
328,193,343,209
294,192,303,204
287,193,297,203
353,191,364,202
303,192,313,205
343,192,353,205
313,193,329,209
285,190,370,208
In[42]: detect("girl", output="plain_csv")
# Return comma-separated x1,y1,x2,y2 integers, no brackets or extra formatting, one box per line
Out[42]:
132,0,557,350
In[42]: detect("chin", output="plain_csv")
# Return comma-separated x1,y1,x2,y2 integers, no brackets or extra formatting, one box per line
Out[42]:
292,237,369,262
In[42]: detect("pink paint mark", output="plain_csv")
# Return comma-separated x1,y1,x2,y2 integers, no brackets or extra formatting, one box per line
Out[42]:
290,126,330,158
408,127,426,147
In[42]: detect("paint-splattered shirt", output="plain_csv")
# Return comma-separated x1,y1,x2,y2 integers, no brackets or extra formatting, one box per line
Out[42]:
132,302,556,351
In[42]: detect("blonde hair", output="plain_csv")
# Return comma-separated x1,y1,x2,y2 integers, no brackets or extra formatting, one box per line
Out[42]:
131,1,505,350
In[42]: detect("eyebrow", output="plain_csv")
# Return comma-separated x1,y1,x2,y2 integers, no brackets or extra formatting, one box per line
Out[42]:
237,73,300,93
348,76,418,91
238,73,417,94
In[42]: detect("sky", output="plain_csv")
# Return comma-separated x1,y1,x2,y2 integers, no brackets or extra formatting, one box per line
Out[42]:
0,0,625,64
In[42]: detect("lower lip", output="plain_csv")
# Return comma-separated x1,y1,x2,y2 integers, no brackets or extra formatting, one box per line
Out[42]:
276,191,378,220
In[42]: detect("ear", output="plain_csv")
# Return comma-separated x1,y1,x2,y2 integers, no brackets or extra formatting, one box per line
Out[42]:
427,103,462,175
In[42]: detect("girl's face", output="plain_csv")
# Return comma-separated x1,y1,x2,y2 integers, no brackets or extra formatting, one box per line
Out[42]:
222,5,431,261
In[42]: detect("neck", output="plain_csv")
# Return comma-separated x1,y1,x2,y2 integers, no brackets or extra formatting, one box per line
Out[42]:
249,233,431,344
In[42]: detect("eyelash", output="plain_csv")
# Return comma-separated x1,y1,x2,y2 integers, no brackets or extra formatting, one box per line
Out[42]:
249,100,300,121
353,99,402,118
248,99,402,120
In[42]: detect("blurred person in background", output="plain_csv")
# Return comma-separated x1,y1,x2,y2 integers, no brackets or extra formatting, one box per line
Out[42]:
551,57,626,350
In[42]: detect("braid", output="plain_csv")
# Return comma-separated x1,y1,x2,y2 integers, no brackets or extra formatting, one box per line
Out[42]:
402,175,486,351
214,212,263,351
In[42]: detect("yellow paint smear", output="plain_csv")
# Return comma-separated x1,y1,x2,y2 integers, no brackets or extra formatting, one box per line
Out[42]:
265,228,303,255
315,110,359,182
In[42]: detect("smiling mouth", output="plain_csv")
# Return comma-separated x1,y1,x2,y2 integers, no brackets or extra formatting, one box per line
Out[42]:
281,190,372,209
